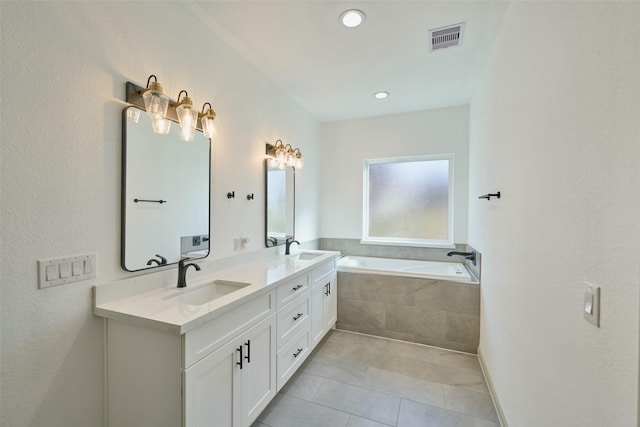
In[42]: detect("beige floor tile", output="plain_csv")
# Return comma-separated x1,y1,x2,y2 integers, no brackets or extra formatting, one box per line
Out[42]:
257,394,349,427
312,378,401,426
444,385,499,422
257,330,498,427
280,372,324,401
303,355,368,386
362,367,445,408
398,399,500,427
346,415,393,427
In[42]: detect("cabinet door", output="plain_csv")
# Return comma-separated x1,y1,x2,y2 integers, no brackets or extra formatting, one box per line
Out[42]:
184,337,242,427
324,275,337,331
241,314,276,427
310,281,326,348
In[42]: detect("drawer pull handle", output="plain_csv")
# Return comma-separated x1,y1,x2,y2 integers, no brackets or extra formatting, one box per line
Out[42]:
236,346,243,369
293,348,304,358
244,340,251,364
293,313,303,321
292,284,304,291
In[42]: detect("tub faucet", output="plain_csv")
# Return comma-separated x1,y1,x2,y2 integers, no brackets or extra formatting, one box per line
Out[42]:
447,251,477,266
177,258,201,288
285,238,300,255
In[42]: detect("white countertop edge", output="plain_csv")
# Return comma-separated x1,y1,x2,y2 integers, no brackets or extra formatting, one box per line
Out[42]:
94,250,340,334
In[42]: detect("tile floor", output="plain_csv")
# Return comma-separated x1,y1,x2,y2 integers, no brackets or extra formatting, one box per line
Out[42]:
253,330,499,427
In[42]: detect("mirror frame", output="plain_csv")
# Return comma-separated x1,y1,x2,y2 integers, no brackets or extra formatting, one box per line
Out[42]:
264,160,295,247
121,106,211,272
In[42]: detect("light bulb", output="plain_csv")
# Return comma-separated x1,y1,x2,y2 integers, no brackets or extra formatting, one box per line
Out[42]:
151,118,171,134
175,91,198,141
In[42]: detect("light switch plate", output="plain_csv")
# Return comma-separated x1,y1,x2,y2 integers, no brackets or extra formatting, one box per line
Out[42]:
583,283,600,327
38,253,96,289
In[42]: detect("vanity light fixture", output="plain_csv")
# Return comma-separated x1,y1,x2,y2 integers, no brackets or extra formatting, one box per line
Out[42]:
174,90,198,141
141,75,170,120
126,75,218,139
340,9,366,28
266,140,304,170
199,103,217,138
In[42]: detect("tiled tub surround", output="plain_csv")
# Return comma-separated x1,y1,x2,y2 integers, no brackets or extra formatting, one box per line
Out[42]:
336,272,480,353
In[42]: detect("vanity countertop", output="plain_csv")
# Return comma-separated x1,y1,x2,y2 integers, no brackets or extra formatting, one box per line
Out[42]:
94,250,340,334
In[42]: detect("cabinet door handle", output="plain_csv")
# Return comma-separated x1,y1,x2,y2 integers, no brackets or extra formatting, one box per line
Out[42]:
292,284,304,291
293,348,303,358
236,346,243,369
293,313,303,321
324,283,330,296
244,340,251,363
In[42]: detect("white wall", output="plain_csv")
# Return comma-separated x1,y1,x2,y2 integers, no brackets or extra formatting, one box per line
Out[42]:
0,2,320,426
469,2,640,426
319,106,469,243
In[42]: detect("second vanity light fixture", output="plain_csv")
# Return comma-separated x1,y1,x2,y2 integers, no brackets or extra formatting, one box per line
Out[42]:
266,140,304,170
127,75,217,141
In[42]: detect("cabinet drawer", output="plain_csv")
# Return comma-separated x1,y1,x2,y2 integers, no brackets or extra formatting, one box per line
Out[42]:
184,291,275,368
276,328,310,391
311,260,335,284
276,275,309,308
276,294,310,351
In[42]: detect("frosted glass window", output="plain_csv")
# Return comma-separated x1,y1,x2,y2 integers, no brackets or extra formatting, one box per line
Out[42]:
363,154,454,247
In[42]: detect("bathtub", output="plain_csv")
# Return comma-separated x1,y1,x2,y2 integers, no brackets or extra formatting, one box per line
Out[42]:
337,255,475,283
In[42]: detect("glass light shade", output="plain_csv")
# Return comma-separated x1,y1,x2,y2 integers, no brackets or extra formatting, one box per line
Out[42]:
151,118,171,134
176,104,198,141
201,115,216,138
275,147,286,164
286,151,295,167
294,156,304,169
142,88,169,120
127,108,141,124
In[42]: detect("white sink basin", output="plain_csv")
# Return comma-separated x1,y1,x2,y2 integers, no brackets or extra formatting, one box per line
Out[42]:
165,280,250,306
289,252,323,261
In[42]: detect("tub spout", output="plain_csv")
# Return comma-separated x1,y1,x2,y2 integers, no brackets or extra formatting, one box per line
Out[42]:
447,251,476,266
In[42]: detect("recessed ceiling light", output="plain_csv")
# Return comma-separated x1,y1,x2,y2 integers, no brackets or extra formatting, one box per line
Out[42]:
374,91,389,99
340,9,366,28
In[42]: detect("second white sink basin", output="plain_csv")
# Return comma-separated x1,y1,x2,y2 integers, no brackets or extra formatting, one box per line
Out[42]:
290,252,323,261
165,280,250,306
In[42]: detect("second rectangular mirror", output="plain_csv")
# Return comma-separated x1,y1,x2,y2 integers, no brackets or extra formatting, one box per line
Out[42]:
265,160,294,247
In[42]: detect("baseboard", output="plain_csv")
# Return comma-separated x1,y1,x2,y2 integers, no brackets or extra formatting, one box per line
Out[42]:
477,347,508,427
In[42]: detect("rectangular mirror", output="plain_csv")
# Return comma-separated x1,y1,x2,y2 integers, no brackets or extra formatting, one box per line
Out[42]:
122,106,210,271
265,160,294,247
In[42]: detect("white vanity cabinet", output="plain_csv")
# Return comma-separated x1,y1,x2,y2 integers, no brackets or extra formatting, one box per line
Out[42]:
105,290,276,427
310,262,338,348
99,252,340,427
184,313,276,427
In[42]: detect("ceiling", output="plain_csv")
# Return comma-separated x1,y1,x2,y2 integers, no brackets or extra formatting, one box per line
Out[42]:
188,1,509,122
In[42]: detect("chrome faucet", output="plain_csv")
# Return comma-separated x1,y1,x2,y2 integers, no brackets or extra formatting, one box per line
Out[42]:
177,258,201,288
446,251,477,266
285,238,300,255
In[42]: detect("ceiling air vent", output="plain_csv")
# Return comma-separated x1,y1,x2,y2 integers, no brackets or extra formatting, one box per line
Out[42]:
429,22,465,52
